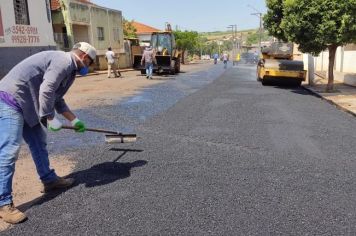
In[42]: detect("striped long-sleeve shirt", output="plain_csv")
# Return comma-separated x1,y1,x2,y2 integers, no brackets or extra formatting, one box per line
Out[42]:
0,51,78,127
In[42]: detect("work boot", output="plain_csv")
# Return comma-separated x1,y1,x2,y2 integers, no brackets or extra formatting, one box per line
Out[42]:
42,177,75,193
0,203,27,224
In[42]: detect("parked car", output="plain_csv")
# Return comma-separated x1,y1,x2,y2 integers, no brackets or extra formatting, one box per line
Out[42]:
240,53,259,64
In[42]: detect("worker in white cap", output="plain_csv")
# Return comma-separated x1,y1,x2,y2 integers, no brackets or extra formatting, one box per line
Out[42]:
0,42,96,224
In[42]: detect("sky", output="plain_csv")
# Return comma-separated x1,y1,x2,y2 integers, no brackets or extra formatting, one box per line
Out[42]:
91,0,267,32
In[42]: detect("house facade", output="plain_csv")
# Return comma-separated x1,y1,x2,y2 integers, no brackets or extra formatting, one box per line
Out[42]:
51,0,127,69
0,0,56,78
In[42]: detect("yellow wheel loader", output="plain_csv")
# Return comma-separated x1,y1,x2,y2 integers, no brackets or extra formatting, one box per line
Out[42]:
133,31,181,75
257,42,306,86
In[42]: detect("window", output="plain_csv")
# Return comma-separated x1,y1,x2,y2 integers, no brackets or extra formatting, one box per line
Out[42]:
13,0,30,25
113,27,120,43
97,27,104,41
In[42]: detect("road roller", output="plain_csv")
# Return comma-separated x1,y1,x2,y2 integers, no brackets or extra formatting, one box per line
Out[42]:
257,42,306,86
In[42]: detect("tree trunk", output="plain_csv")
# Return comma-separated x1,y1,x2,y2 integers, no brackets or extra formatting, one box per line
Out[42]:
326,44,337,92
181,50,186,64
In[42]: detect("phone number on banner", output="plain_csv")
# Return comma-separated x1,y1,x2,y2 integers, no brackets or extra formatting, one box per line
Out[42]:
12,35,40,44
12,26,38,35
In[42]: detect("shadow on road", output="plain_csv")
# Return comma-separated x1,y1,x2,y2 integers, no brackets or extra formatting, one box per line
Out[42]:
136,74,176,80
18,148,146,212
271,85,319,97
271,85,311,94
290,88,316,96
153,75,176,80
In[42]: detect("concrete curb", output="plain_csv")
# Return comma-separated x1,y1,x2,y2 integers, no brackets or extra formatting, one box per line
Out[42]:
302,85,356,118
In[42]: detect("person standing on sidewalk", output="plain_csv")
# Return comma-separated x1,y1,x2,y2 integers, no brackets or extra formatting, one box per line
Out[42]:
105,47,121,78
141,46,156,79
0,42,96,224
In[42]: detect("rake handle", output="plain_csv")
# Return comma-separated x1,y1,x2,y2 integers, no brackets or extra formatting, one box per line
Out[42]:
62,125,118,134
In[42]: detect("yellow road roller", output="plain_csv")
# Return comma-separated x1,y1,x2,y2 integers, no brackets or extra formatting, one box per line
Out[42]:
257,42,306,86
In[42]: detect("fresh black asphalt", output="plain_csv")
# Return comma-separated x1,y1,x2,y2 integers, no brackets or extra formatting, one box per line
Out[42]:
6,63,356,235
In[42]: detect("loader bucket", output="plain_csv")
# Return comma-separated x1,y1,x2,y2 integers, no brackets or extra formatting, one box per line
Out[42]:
133,55,143,69
155,55,171,67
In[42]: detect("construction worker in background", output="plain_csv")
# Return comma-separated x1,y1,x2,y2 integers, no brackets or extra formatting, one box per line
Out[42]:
105,47,121,78
0,42,96,224
213,53,219,64
233,53,240,66
141,46,156,79
223,52,229,69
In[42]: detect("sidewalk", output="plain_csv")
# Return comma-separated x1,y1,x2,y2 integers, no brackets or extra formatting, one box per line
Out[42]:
303,74,356,117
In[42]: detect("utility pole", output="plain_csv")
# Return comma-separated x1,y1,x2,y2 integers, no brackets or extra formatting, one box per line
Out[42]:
227,24,238,62
217,41,222,55
248,4,263,56
199,36,202,59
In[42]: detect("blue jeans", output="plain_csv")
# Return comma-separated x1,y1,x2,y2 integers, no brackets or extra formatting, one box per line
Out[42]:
145,62,153,77
0,100,57,206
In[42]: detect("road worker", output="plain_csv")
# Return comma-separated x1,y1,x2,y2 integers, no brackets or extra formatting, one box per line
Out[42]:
0,42,96,224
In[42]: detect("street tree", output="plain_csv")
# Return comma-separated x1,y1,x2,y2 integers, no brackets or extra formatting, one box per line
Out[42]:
123,18,137,38
202,41,219,56
174,30,200,64
221,40,233,52
264,0,356,91
263,0,288,41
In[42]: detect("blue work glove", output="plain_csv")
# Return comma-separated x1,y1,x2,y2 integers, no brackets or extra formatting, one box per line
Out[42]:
47,117,62,132
71,118,86,133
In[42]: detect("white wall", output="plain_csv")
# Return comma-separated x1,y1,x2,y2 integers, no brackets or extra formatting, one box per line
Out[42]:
342,51,356,73
314,51,329,72
138,34,152,43
315,47,356,74
313,45,356,86
0,0,55,48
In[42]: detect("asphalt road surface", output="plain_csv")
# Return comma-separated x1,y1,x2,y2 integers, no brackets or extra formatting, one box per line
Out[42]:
7,63,356,235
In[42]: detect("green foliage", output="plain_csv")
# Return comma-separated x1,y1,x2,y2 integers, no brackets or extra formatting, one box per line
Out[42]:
264,0,356,55
173,30,200,53
281,0,356,54
222,41,233,52
200,29,256,41
263,0,288,41
264,0,356,90
202,41,219,55
123,18,137,38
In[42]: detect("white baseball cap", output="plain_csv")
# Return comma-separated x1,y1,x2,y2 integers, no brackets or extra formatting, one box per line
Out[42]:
73,42,97,61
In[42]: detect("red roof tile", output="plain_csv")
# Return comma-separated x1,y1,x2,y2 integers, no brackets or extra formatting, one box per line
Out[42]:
51,0,61,10
132,22,161,34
